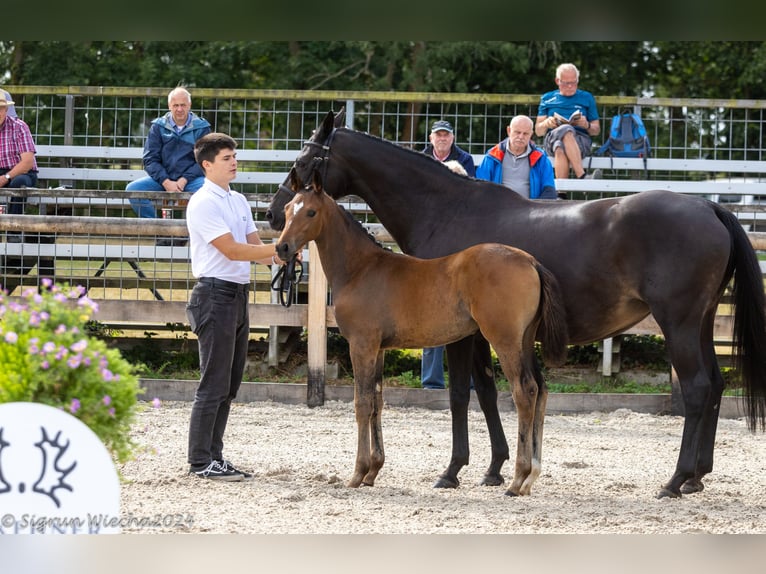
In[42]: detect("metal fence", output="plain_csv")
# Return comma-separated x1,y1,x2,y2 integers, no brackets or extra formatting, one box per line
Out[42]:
3,86,766,307
8,86,766,193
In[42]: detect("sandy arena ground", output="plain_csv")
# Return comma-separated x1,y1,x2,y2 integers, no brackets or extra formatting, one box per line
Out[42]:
117,399,766,534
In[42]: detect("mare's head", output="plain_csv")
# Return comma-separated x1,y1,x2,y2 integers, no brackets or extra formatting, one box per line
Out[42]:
267,109,345,231
275,170,329,262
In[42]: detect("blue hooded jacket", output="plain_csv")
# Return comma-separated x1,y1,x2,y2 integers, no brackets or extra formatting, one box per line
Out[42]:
475,140,556,199
142,111,211,184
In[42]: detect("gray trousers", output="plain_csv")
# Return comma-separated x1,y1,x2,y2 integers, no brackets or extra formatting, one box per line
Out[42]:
186,279,250,466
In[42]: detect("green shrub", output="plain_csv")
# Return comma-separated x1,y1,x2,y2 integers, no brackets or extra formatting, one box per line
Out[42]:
0,280,143,463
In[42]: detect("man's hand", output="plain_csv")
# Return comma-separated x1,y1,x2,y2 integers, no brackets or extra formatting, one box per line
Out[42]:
162,179,183,192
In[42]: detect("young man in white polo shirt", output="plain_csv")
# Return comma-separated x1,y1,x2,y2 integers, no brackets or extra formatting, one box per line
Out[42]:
185,132,283,481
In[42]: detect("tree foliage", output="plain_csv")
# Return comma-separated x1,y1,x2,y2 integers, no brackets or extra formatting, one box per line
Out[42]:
2,41,763,100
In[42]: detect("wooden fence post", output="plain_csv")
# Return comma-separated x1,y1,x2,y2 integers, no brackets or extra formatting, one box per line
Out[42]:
306,241,328,407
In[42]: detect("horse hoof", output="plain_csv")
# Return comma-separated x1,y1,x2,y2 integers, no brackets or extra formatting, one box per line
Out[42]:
656,487,681,499
433,476,459,489
480,474,504,487
504,489,520,497
680,479,704,494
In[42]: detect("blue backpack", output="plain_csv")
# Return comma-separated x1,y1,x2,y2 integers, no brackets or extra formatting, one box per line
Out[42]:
595,108,651,171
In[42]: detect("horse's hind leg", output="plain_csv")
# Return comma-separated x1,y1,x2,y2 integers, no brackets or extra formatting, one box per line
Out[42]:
434,336,475,489
471,334,510,486
518,357,547,496
657,315,722,498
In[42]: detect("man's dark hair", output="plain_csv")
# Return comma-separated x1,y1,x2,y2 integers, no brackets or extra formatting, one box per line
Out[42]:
194,132,237,167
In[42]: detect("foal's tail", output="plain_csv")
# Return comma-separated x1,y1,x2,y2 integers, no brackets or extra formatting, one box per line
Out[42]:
534,262,569,367
715,205,766,432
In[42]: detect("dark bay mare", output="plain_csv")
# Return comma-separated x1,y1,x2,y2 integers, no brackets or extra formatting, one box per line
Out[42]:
275,172,567,495
267,110,766,499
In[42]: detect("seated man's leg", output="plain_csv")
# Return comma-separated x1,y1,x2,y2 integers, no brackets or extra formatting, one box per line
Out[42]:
421,346,446,389
127,176,163,218
185,177,206,192
559,130,586,178
6,171,37,215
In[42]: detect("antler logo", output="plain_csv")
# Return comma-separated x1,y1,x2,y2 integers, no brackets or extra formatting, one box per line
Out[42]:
0,426,77,508
33,428,78,508
0,429,11,495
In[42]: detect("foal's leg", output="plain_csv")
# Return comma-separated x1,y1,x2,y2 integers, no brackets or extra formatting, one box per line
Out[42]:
499,348,537,497
471,334,510,486
434,336,474,488
362,350,386,486
348,348,384,488
518,357,548,496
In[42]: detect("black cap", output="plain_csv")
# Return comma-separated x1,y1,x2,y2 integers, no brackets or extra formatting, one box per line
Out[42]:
430,120,454,133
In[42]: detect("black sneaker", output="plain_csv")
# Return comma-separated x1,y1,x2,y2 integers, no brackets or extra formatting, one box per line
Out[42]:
217,459,253,481
189,460,244,481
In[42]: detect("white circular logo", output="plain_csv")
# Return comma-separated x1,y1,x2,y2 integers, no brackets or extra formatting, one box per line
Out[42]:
0,402,121,534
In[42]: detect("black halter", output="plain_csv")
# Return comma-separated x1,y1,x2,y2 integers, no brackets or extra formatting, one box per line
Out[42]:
271,255,304,308
298,127,336,186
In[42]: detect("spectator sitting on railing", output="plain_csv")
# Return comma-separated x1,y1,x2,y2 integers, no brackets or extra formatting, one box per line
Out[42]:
0,93,40,232
419,119,476,390
0,89,17,118
476,115,557,199
534,63,601,182
127,86,211,246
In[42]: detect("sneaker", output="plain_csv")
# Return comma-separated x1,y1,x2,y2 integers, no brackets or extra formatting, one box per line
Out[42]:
585,168,603,179
189,460,244,481
217,459,253,481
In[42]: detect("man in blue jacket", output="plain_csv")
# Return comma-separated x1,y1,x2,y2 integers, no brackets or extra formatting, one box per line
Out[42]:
476,115,556,199
419,119,477,390
128,87,211,245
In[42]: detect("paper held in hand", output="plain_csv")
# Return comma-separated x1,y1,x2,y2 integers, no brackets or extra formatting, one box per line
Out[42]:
553,110,582,125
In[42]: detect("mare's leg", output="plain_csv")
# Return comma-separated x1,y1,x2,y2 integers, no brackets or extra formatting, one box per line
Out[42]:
471,334,510,486
362,350,386,486
656,315,722,498
433,335,474,488
348,346,382,488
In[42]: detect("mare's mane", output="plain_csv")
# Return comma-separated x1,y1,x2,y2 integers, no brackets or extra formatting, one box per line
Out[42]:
305,188,391,252
340,128,478,183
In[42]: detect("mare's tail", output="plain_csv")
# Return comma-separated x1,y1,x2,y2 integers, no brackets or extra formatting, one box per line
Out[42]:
714,205,766,431
534,262,569,367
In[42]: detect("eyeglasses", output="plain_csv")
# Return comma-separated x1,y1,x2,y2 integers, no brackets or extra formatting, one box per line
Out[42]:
558,80,578,86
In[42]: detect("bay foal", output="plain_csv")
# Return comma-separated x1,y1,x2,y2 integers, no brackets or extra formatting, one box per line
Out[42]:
276,173,567,495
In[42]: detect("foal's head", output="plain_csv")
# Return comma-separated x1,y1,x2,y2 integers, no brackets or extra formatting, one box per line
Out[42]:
275,171,329,261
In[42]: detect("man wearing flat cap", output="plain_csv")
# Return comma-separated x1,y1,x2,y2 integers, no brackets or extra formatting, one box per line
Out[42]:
423,120,476,178
420,119,476,390
0,92,38,218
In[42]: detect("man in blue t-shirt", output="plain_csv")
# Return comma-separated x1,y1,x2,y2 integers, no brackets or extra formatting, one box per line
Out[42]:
535,63,601,181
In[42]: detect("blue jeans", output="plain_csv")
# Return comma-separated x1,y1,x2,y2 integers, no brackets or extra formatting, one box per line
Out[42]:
185,279,250,466
421,346,446,389
3,170,38,214
127,175,205,218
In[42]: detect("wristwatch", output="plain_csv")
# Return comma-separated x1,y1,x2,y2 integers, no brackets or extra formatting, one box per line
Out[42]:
2,174,9,181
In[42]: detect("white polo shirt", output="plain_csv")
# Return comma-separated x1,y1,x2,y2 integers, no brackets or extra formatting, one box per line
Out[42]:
186,178,257,284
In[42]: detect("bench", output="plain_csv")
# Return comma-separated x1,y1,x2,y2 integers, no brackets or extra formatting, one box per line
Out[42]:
34,145,298,187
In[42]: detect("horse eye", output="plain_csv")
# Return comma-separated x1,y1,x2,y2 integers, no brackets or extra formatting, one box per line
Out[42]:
307,209,316,217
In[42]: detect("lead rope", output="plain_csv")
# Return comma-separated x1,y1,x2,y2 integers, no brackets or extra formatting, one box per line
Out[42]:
270,255,304,308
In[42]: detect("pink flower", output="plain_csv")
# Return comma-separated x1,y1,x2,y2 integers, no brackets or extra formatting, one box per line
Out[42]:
103,395,112,406
4,332,18,344
69,398,81,414
152,397,162,409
